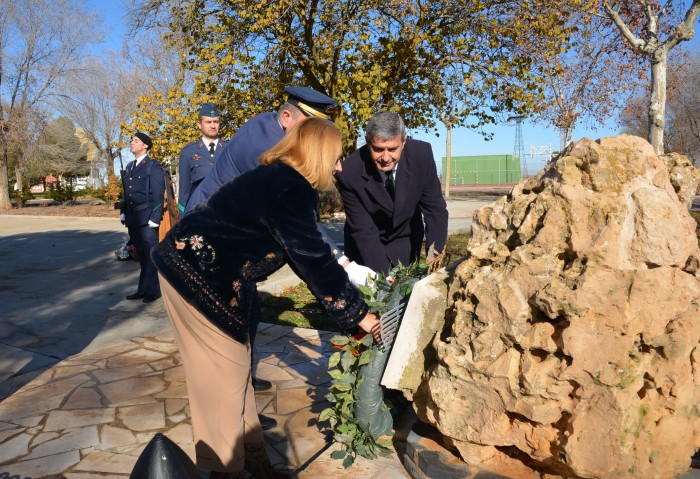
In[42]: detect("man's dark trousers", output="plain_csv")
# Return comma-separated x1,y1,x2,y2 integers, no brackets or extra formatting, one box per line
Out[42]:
129,224,160,296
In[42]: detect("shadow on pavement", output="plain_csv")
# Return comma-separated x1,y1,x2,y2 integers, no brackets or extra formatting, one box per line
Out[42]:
0,229,169,399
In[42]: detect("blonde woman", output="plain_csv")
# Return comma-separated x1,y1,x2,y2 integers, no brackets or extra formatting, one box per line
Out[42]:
151,117,380,479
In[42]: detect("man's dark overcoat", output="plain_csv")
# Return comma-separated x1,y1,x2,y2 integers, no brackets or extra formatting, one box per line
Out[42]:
335,138,448,275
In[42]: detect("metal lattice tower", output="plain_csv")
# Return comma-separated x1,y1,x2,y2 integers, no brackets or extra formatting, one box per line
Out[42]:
509,115,527,177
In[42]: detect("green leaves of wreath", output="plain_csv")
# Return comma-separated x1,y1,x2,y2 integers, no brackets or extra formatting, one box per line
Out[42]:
319,334,393,468
319,260,429,468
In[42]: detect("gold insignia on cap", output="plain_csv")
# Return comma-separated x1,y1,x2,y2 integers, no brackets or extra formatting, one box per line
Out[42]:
297,101,332,120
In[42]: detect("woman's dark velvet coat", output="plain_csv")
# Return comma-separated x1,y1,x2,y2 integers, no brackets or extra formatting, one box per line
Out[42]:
151,162,368,343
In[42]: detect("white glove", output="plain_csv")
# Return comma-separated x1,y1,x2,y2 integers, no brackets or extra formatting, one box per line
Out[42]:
148,220,159,229
339,256,377,288
120,213,125,225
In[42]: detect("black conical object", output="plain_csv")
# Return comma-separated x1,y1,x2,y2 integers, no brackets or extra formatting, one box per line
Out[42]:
129,432,201,479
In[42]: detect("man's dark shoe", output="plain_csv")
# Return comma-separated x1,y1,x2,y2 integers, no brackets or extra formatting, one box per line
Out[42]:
258,414,277,430
252,377,272,391
126,292,146,300
142,293,162,303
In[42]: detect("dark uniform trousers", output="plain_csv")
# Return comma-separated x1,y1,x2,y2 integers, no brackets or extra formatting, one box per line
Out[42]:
129,224,160,296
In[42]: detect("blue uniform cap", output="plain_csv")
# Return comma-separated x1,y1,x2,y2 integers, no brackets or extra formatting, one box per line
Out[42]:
284,86,338,119
199,103,220,118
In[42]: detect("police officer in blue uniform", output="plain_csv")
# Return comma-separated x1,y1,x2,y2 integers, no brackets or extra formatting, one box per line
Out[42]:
185,87,339,212
120,132,166,303
177,103,227,213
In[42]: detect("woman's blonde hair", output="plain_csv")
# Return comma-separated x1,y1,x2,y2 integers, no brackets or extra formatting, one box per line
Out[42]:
259,117,342,190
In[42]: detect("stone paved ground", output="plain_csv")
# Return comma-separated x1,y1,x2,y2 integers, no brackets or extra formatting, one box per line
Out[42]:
0,323,410,478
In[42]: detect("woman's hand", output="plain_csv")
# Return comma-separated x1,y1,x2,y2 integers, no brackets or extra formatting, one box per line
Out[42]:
358,313,381,344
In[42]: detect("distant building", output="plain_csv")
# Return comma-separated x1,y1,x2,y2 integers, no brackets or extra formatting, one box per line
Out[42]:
442,154,522,185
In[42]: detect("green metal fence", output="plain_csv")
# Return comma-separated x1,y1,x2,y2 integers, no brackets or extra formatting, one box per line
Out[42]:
441,154,522,185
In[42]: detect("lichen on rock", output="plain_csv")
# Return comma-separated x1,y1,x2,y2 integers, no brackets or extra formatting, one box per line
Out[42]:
413,135,700,479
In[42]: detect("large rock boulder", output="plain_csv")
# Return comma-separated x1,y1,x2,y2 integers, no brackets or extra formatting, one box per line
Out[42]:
413,135,700,479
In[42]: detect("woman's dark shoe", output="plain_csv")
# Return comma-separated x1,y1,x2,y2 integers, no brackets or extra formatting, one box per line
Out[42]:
258,413,277,430
252,377,272,391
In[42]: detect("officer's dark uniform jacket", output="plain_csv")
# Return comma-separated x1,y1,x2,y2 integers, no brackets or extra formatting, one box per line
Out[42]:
121,156,166,227
177,138,227,213
185,112,283,212
152,162,368,343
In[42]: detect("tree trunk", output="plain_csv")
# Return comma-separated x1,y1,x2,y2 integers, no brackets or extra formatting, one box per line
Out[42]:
648,49,668,155
564,126,573,149
15,169,24,208
445,124,452,198
0,151,12,210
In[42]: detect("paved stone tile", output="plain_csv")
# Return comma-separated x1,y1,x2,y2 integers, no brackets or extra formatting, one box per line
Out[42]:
30,431,59,447
0,374,90,422
2,450,81,477
117,402,165,431
282,360,332,386
99,376,166,404
52,363,99,379
0,427,23,443
24,426,99,460
163,364,186,382
281,344,325,365
165,397,188,415
43,408,116,432
0,431,32,463
105,394,161,408
255,325,294,345
142,339,179,354
150,356,178,371
91,363,155,384
107,348,169,368
64,385,103,409
98,425,137,450
276,387,316,415
256,361,296,382
154,381,188,399
0,421,17,431
256,393,274,412
12,415,43,428
74,449,138,474
165,423,194,446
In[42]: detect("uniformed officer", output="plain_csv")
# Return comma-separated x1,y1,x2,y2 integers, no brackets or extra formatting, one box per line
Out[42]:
120,132,166,303
185,86,340,212
177,103,227,213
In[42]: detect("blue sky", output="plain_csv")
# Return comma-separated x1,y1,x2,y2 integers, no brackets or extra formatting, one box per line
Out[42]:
88,0,699,173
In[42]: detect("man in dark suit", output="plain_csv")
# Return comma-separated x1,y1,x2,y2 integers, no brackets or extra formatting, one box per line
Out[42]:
120,132,166,303
177,103,227,213
336,111,448,275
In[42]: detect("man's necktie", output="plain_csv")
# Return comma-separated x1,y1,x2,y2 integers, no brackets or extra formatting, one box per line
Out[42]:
208,142,216,156
385,170,395,199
